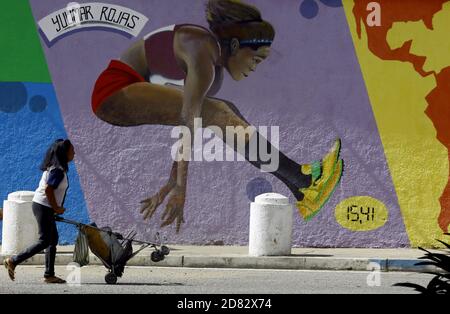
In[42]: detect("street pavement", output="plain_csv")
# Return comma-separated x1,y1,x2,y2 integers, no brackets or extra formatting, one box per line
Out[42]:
0,265,434,294
1,245,443,273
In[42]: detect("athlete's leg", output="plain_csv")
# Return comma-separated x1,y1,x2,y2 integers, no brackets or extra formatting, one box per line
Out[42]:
95,82,341,222
97,83,313,199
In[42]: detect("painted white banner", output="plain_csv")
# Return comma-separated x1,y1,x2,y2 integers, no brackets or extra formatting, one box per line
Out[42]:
38,2,148,43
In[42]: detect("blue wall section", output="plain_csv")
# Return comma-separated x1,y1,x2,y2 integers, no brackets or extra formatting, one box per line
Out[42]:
0,82,89,244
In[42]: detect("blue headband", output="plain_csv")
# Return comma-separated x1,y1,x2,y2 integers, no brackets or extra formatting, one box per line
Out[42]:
239,39,273,45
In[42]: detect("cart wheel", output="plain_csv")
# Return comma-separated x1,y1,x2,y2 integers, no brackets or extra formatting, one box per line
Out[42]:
105,272,117,285
161,245,170,256
151,250,164,262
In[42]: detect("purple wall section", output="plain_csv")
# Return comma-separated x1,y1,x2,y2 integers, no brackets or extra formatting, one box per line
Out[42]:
29,0,409,247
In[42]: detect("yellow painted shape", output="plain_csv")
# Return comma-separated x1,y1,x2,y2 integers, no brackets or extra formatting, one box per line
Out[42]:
335,196,388,231
387,3,450,74
342,0,449,247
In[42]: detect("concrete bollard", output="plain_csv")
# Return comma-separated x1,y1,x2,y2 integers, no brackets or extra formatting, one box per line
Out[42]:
1,191,39,255
249,193,293,256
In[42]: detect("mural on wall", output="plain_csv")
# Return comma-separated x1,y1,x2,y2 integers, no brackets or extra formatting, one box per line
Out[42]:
0,0,89,243
91,0,344,232
1,0,449,247
343,0,450,246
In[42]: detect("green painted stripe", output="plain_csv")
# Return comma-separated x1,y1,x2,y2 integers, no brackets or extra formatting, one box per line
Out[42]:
0,0,51,82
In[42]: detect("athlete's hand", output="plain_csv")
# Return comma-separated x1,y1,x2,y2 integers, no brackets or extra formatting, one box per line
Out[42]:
161,185,186,233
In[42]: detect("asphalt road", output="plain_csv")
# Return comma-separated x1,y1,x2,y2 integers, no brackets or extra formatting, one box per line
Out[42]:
0,265,434,294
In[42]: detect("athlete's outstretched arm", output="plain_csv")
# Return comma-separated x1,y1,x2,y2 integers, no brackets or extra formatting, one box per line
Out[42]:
160,31,220,232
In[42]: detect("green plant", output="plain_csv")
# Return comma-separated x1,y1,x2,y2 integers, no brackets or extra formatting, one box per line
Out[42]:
394,234,450,295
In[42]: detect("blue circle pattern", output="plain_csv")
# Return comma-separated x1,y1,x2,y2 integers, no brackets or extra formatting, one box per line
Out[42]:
300,0,319,19
246,177,273,201
29,95,48,113
0,82,47,113
0,82,27,113
300,0,342,19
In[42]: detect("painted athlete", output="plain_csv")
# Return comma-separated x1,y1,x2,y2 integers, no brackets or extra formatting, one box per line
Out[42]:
91,0,343,232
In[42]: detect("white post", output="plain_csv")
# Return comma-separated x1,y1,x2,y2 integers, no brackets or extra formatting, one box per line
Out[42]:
249,193,293,256
1,191,39,255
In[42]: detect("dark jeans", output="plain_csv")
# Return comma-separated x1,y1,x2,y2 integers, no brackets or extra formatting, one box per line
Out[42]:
11,202,59,278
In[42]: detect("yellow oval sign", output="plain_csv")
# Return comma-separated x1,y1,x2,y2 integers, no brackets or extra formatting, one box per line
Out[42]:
335,196,388,231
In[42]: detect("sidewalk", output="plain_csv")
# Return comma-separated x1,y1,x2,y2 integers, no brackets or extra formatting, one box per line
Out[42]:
1,245,442,273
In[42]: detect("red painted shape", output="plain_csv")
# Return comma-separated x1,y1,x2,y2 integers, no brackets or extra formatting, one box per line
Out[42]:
352,0,450,232
425,68,450,232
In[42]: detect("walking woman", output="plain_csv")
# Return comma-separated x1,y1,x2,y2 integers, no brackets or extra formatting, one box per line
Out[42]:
91,0,343,232
4,139,75,283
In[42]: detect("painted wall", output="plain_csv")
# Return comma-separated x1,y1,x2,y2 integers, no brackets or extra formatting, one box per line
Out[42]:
0,0,449,247
0,1,89,244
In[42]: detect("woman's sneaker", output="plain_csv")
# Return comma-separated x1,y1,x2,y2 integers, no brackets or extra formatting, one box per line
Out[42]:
44,276,66,284
3,257,16,281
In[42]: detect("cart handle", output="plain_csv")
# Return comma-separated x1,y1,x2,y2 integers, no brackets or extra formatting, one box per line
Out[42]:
54,215,160,246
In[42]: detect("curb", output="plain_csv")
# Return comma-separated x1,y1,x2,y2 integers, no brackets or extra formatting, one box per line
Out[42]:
0,254,438,273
